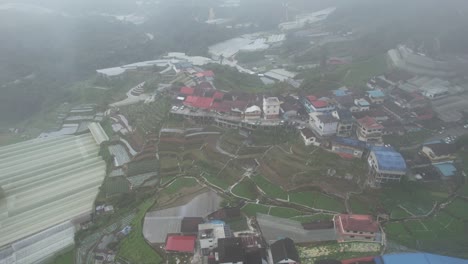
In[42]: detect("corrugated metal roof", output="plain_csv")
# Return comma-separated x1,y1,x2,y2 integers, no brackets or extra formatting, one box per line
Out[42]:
381,253,468,264
371,146,406,172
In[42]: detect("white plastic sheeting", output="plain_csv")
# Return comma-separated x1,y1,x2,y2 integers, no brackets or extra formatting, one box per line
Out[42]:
0,134,106,248
0,221,75,264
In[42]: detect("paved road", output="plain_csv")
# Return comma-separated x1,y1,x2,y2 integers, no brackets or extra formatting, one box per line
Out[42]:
426,126,468,142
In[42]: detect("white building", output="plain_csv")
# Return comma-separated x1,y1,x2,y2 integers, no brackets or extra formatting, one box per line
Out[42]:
244,105,262,120
263,97,281,119
309,113,339,136
199,223,227,251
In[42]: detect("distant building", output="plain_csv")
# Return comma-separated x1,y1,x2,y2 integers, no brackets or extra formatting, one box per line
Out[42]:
263,97,281,119
368,146,407,186
421,142,457,163
387,45,462,77
334,214,381,243
244,105,262,120
181,217,204,234
199,222,231,255
300,128,318,146
433,162,459,181
216,238,244,264
356,116,384,144
208,207,241,220
422,87,449,100
270,238,300,264
309,113,339,136
332,109,354,137
376,253,468,264
351,99,370,112
165,235,196,254
366,90,385,104
331,138,366,159
302,96,335,113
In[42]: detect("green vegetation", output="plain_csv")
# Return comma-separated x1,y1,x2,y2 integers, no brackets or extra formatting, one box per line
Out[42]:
251,129,298,146
241,204,269,217
290,191,345,212
0,133,24,147
225,217,249,232
383,130,433,148
127,159,159,176
47,248,75,264
380,181,449,216
292,214,334,223
340,54,389,88
385,210,468,258
349,197,373,215
236,51,266,64
444,198,468,220
205,64,266,92
118,199,162,264
232,179,258,200
165,178,199,194
203,173,231,190
269,207,304,218
252,175,288,200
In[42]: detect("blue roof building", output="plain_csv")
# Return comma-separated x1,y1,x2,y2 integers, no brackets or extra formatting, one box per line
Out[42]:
368,146,407,186
376,253,468,264
433,162,458,180
367,90,386,104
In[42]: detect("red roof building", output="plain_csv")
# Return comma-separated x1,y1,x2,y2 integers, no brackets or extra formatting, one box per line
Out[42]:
357,116,384,130
184,96,214,109
195,70,215,78
180,86,195,95
334,214,380,243
311,100,329,108
213,91,225,100
165,235,196,253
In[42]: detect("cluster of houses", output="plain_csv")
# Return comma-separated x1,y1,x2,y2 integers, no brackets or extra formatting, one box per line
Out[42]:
158,206,385,264
166,61,463,187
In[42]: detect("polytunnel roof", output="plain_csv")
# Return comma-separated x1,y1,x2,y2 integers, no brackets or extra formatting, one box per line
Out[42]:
0,133,106,247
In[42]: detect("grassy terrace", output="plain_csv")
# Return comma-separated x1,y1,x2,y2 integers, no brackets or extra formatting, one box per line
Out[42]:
380,182,450,216
241,204,269,217
252,174,288,200
291,214,334,223
202,172,232,190
165,178,199,194
47,248,75,264
232,179,258,200
241,203,304,218
117,199,162,264
290,191,345,212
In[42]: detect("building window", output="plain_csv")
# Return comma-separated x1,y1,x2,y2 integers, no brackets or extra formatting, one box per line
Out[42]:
350,236,355,238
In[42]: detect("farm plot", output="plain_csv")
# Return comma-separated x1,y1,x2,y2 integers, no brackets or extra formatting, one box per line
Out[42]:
241,204,269,217
118,199,162,264
299,242,381,264
252,175,288,200
165,178,200,194
232,179,258,200
290,191,345,212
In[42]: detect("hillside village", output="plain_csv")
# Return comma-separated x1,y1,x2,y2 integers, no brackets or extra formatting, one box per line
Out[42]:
1,3,468,264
